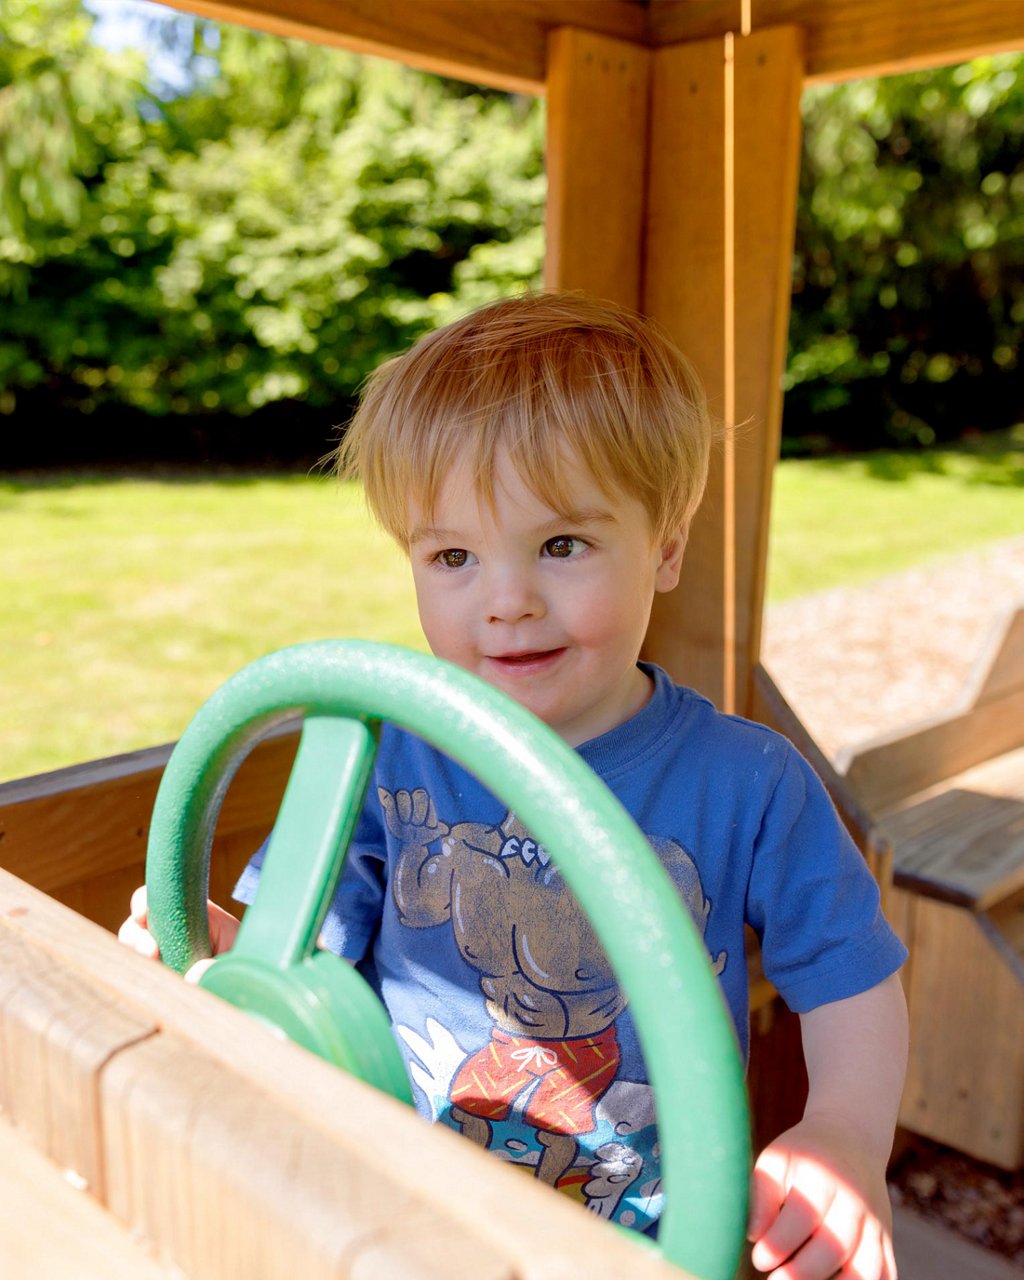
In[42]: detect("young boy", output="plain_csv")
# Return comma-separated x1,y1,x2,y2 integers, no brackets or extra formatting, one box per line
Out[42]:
122,291,908,1280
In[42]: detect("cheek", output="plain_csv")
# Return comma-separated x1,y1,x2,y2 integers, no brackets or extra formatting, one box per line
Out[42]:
412,581,468,661
562,578,647,649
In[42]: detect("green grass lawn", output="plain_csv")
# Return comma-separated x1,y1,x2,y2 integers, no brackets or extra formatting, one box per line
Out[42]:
2,432,1021,782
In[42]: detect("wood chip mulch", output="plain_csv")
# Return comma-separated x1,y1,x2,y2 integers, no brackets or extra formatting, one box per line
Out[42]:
888,1137,1024,1267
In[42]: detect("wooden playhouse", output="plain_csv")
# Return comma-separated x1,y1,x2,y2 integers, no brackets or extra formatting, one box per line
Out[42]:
2,2,1024,1276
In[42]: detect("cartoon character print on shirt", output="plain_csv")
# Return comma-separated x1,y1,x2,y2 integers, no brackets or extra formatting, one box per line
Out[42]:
381,786,727,1227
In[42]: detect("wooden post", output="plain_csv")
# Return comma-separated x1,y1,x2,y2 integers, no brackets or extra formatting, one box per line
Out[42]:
545,27,651,309
642,26,804,713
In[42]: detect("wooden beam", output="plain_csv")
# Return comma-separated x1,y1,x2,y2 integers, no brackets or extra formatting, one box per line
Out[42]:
155,0,646,94
649,0,1024,82
0,869,697,1280
642,26,804,710
544,28,651,309
0,1120,174,1280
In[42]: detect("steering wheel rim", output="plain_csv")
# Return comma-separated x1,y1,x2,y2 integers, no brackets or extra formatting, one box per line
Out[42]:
146,640,749,1280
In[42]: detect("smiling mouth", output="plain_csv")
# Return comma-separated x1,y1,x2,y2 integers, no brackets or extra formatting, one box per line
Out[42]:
489,648,566,668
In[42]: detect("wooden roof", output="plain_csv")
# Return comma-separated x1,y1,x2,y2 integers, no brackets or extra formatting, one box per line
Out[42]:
163,0,1024,92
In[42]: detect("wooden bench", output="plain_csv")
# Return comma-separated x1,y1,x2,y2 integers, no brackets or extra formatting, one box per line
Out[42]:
834,605,1024,1170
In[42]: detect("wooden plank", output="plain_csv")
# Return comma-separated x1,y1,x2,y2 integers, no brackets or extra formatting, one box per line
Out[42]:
0,726,296,899
0,870,692,1280
642,27,804,711
880,746,1024,909
0,925,156,1194
971,606,1024,707
898,896,1024,1170
102,1032,510,1280
840,687,1024,813
988,885,1024,983
0,1119,177,1280
544,27,651,310
154,0,1024,90
156,0,647,94
649,0,1024,82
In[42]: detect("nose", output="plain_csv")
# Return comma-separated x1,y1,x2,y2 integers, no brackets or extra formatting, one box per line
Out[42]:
483,564,546,625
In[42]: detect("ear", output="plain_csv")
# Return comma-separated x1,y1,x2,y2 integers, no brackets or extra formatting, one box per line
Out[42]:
654,526,688,593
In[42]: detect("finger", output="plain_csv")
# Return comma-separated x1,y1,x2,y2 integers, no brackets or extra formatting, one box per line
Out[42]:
837,1215,883,1280
208,902,241,955
185,957,216,984
397,789,412,823
129,883,149,925
881,1228,897,1280
750,1159,838,1274
117,916,159,960
773,1185,864,1280
412,789,429,825
749,1148,789,1242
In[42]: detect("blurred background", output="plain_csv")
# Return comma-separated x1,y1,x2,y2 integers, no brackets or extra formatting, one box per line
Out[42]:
1,0,1022,780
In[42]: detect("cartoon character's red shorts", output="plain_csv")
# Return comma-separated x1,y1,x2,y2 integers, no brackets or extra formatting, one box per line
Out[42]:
449,1025,620,1135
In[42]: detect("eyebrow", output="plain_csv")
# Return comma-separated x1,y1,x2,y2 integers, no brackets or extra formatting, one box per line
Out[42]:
409,508,617,547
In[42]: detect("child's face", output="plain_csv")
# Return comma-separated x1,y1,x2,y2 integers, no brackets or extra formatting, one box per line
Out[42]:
408,451,685,746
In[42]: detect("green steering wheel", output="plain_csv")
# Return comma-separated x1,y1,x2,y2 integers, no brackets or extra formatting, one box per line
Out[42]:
145,640,749,1280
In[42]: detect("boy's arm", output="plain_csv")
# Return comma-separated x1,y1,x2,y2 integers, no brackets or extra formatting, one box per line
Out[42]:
747,972,909,1280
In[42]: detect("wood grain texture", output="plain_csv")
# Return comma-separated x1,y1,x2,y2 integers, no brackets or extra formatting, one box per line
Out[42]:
649,0,1024,81
153,0,1024,92
0,1118,176,1280
898,895,1024,1170
545,27,651,309
155,0,646,93
0,926,156,1195
0,869,694,1280
642,27,803,710
880,752,1024,909
0,726,295,898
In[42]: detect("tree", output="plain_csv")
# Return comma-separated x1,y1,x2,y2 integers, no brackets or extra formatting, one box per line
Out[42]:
786,55,1024,450
0,1,544,429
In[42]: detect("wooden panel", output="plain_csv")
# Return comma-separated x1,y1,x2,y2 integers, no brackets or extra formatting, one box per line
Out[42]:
649,0,1024,81
103,1033,513,1280
0,1119,176,1280
642,27,804,711
0,726,296,899
898,896,1024,1170
972,606,1024,706
0,869,694,1280
750,663,895,913
544,27,651,310
156,0,646,94
840,687,1024,813
989,885,1024,982
879,747,1024,909
155,0,1024,90
0,926,156,1195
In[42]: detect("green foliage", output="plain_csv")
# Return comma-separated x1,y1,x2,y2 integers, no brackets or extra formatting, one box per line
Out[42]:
0,1,544,421
3,1,1023,452
788,56,1024,449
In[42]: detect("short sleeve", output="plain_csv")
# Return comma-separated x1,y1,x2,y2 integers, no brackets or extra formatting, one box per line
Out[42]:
232,792,387,964
745,746,907,1014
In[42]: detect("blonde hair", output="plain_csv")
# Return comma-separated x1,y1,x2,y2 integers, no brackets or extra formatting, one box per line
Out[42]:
334,291,714,548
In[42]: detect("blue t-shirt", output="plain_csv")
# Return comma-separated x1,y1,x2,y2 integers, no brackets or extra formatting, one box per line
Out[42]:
236,663,906,1235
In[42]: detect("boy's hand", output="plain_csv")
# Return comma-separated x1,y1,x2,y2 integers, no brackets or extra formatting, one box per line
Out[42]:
117,885,240,982
747,1114,897,1280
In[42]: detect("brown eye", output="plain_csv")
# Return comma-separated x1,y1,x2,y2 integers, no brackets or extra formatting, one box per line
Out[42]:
439,548,468,568
544,536,578,558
